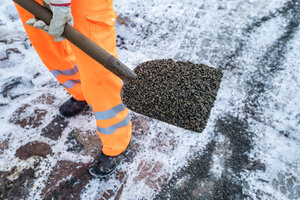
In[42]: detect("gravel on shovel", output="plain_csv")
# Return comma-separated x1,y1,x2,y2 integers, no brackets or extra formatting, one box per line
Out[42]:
122,59,223,133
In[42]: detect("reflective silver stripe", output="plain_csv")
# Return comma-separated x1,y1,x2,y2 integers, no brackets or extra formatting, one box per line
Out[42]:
62,79,81,89
51,65,79,78
94,103,127,120
97,114,130,135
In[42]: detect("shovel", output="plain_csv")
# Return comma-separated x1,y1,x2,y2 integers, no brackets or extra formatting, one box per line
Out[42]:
13,0,223,133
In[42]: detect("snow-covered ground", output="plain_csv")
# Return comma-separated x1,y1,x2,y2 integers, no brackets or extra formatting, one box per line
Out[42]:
0,0,299,199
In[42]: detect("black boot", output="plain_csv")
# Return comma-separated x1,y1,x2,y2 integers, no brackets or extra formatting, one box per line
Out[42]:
59,97,87,117
89,150,126,177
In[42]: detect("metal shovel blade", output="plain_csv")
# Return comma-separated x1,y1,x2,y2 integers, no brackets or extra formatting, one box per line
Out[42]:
122,59,223,133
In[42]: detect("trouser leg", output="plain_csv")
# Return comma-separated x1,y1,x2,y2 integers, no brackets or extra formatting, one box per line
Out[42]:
14,0,85,101
69,0,132,156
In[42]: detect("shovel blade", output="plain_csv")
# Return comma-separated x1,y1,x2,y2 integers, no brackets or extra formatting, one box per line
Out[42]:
122,59,223,133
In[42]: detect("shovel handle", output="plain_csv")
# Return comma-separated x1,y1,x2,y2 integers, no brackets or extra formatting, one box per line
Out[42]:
13,0,137,81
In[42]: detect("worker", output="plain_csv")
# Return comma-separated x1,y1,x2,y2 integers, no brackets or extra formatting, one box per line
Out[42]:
14,0,132,177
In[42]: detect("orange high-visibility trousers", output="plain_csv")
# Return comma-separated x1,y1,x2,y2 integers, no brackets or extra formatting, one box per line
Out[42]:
15,0,132,156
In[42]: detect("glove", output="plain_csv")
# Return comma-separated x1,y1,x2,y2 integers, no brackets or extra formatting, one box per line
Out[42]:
26,0,73,42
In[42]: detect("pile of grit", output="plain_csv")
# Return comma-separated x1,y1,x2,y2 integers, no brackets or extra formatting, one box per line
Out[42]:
122,59,223,133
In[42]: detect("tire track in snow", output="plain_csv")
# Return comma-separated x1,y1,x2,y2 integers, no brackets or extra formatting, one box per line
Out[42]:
155,116,254,199
244,0,300,121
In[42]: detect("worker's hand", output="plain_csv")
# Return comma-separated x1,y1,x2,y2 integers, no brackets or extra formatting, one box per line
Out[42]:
26,0,73,42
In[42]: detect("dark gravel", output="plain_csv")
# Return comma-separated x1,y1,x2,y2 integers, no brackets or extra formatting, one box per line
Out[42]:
122,59,223,133
155,115,253,200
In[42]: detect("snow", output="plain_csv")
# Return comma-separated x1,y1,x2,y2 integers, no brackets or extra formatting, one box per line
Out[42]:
1,0,299,199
